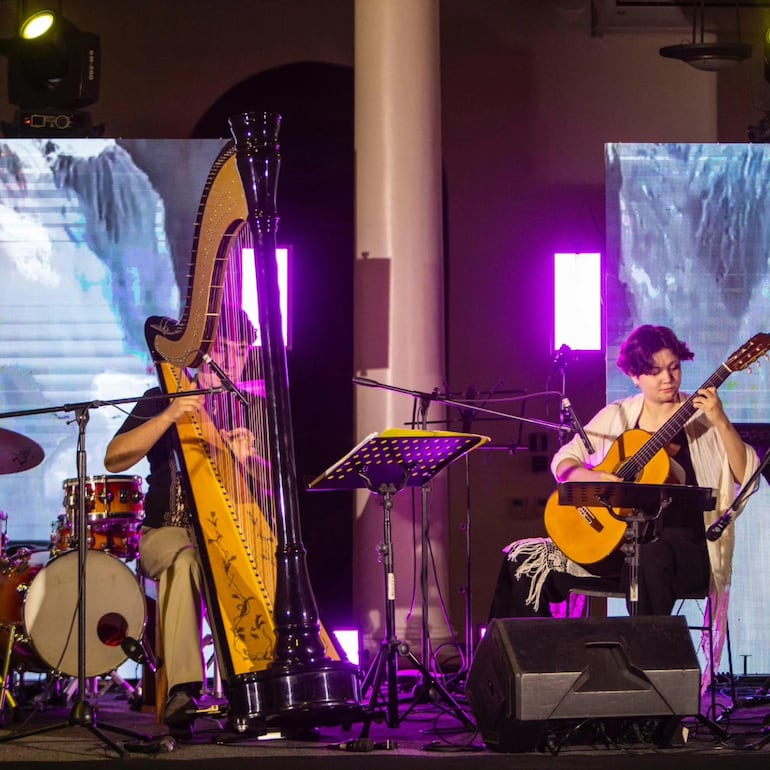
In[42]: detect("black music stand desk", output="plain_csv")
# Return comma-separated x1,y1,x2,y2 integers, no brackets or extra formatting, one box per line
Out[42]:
558,482,717,615
308,428,489,732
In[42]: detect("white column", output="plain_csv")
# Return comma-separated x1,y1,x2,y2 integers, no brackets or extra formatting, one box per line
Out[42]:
353,0,447,661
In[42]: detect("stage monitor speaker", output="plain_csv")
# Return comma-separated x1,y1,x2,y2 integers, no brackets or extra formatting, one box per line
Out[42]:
466,615,701,753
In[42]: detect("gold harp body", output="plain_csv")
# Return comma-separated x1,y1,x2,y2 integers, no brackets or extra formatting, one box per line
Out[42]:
146,113,360,729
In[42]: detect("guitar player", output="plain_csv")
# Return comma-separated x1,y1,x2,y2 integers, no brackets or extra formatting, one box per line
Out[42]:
488,324,760,625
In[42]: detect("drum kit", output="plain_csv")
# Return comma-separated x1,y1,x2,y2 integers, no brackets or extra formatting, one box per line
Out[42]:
0,427,148,710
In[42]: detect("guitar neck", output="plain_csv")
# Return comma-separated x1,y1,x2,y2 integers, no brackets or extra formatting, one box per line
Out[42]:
621,363,732,480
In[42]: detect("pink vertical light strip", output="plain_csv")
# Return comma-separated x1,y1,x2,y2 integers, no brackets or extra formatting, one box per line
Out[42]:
553,252,601,351
241,246,290,347
331,628,361,666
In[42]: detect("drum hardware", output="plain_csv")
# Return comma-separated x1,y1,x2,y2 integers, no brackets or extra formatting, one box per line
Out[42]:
121,634,161,674
61,669,140,708
0,387,226,754
0,399,153,754
0,624,20,722
0,511,7,557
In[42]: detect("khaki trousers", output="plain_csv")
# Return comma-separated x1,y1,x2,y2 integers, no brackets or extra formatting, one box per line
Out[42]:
139,526,204,692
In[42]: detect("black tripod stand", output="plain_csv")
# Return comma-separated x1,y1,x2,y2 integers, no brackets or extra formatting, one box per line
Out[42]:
308,428,489,734
360,476,474,732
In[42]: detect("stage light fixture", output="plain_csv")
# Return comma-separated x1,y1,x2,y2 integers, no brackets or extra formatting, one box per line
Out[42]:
659,1,751,72
0,9,102,137
7,9,100,109
20,10,55,40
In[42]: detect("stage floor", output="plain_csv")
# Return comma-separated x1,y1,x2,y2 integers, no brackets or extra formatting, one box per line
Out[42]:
1,673,770,768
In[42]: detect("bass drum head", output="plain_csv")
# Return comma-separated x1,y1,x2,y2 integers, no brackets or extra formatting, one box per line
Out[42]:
22,550,146,677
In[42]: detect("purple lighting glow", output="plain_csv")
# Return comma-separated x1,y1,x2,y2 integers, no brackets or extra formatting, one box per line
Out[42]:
331,628,361,666
241,246,290,347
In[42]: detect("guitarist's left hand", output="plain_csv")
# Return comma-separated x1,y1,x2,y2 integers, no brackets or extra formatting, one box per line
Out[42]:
692,386,727,425
692,386,748,483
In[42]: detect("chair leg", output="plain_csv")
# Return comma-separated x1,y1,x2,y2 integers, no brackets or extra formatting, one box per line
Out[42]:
705,596,717,720
154,605,167,724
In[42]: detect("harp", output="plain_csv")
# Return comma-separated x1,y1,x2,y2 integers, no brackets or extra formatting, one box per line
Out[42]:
145,112,360,730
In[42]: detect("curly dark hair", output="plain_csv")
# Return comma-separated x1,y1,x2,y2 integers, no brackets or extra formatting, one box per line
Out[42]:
616,325,694,377
218,303,257,345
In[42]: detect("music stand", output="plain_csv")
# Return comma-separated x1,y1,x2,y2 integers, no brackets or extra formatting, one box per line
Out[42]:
308,428,489,733
558,482,717,616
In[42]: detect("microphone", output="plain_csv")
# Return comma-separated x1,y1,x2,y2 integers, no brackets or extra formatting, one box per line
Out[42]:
202,353,249,407
552,344,571,374
121,636,162,673
706,511,733,542
561,397,595,454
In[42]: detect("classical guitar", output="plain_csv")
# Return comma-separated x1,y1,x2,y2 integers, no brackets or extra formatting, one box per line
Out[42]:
544,333,770,565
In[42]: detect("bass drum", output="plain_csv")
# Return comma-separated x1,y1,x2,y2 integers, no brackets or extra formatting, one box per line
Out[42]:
22,550,146,677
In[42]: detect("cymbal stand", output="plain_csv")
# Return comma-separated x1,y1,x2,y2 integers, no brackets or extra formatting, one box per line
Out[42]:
358,472,475,734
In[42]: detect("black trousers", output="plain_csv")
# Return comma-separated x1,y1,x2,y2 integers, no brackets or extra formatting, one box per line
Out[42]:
488,527,711,620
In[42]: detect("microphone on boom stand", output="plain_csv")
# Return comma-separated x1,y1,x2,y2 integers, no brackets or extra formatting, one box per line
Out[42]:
561,397,595,455
707,446,770,542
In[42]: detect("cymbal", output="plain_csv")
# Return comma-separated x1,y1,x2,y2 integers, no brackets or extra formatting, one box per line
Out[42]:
0,428,44,475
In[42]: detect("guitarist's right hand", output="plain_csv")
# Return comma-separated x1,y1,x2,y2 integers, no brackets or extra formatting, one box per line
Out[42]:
555,459,622,485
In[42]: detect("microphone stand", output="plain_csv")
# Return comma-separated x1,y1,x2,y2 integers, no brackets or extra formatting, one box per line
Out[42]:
352,377,567,684
552,345,571,447
415,393,434,673
353,377,569,437
706,446,770,543
0,386,223,756
707,447,770,719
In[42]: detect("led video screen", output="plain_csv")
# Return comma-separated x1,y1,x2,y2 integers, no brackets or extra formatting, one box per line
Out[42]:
0,138,228,548
606,143,770,673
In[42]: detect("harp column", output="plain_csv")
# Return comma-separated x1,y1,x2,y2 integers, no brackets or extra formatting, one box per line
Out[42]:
354,0,448,658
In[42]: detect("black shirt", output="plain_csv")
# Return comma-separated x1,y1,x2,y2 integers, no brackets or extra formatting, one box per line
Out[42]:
114,387,175,529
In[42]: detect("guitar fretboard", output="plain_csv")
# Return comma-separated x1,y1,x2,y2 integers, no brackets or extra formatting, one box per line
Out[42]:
619,363,732,481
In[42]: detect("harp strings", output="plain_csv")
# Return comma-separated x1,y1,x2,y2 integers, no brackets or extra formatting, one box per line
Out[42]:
183,222,278,597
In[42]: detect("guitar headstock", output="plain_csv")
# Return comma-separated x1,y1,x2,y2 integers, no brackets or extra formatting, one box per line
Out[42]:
726,333,770,372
